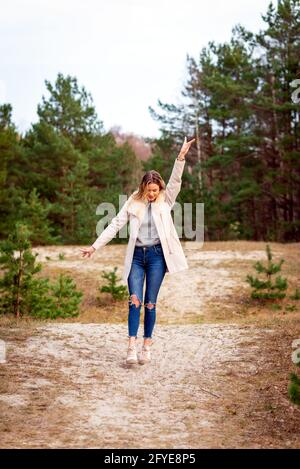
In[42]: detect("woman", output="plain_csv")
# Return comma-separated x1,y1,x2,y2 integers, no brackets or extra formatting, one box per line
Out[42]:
80,137,195,365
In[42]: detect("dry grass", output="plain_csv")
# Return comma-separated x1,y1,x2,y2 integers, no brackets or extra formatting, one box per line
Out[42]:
1,240,296,326
0,241,299,448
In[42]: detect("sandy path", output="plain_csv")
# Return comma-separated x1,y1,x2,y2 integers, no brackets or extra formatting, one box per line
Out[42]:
2,242,299,448
30,243,272,323
0,322,278,449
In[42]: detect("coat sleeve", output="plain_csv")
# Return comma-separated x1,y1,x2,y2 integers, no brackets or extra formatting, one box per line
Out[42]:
91,197,131,251
165,158,186,208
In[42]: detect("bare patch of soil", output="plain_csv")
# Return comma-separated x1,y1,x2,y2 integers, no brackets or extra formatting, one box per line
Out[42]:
0,321,299,448
0,242,299,448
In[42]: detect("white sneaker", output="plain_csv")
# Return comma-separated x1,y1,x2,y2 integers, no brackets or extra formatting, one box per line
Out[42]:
138,345,151,365
126,346,138,365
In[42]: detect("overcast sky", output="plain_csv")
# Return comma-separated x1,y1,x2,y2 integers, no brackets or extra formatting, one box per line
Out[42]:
0,0,273,138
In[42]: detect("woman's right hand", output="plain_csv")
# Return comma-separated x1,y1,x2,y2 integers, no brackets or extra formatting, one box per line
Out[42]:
79,246,96,258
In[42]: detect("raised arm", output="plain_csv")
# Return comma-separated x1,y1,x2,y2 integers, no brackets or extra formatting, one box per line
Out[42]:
165,137,195,208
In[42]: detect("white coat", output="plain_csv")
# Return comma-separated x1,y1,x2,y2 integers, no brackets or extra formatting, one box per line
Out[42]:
92,157,189,283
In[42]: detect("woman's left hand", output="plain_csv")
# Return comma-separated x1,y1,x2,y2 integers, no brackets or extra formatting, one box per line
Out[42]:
178,136,196,159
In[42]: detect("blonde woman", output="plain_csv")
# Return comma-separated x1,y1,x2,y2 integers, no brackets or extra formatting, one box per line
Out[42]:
80,137,195,365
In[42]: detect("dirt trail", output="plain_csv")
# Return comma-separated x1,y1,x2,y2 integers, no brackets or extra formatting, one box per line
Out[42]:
1,322,298,449
1,242,299,448
30,242,273,323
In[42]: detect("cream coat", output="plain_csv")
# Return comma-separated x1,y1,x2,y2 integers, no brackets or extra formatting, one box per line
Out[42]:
92,158,189,283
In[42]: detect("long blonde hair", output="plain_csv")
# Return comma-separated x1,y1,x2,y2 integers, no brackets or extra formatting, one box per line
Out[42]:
132,170,165,202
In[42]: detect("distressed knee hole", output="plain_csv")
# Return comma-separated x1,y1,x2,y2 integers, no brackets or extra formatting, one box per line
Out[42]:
129,294,141,308
145,303,155,309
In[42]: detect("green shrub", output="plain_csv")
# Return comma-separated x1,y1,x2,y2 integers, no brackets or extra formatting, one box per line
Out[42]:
246,244,288,300
0,221,83,319
99,267,128,301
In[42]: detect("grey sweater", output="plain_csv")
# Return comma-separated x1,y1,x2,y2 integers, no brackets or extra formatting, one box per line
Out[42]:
135,201,160,246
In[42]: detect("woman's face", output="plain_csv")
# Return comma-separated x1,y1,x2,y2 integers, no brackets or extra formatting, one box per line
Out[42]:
145,183,160,202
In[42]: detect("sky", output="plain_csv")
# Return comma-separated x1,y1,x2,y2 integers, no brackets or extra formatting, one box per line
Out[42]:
0,0,273,138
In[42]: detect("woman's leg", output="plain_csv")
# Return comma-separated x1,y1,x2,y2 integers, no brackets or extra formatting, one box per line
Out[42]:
127,247,145,348
143,244,167,346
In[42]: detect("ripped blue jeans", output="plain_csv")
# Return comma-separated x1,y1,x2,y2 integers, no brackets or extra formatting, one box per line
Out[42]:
127,243,167,339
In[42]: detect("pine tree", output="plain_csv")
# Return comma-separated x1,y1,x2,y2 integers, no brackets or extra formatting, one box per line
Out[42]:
148,1,300,242
0,222,83,318
0,104,22,236
0,222,48,317
246,244,288,300
46,274,82,319
254,0,300,241
99,267,128,301
288,371,300,405
14,188,59,245
37,72,104,151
